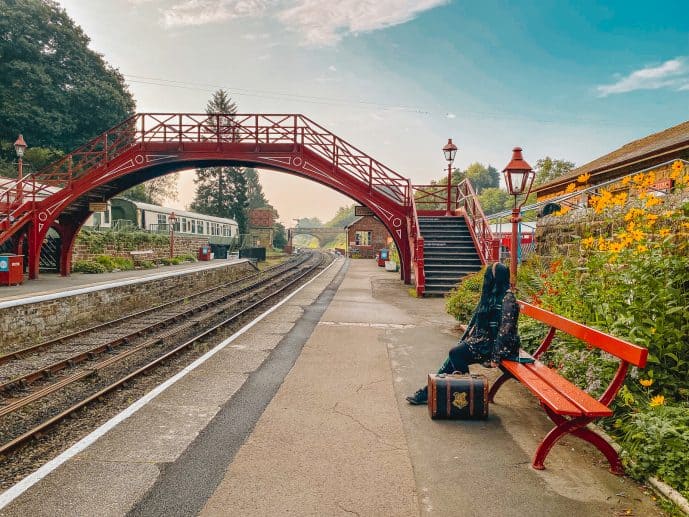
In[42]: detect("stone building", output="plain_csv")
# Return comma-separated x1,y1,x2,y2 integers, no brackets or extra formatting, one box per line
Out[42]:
344,215,392,258
248,208,275,248
534,120,689,204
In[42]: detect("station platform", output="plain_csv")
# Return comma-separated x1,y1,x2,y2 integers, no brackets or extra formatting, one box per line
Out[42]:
0,259,661,516
0,259,249,306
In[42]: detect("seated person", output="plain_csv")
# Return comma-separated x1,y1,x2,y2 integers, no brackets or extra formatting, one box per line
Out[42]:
406,262,520,405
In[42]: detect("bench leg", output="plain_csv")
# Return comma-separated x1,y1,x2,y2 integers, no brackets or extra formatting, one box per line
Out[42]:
571,427,624,475
534,408,622,474
532,415,585,470
488,370,511,403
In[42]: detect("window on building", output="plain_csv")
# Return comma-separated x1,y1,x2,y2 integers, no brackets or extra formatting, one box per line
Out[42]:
104,208,110,224
197,220,203,234
158,213,166,226
354,231,372,246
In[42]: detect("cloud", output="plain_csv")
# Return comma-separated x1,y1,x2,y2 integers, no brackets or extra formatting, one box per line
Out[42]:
328,65,337,72
446,112,456,119
162,0,273,28
156,0,448,46
278,0,449,46
597,57,689,96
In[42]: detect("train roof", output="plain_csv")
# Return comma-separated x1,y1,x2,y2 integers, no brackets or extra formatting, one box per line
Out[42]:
115,198,238,226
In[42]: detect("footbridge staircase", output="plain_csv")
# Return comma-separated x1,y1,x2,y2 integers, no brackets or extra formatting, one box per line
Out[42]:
0,113,495,295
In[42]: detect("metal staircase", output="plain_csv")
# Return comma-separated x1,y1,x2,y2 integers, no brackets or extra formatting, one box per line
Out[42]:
418,216,483,295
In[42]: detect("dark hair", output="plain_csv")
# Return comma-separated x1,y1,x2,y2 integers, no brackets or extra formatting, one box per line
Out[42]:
463,262,510,339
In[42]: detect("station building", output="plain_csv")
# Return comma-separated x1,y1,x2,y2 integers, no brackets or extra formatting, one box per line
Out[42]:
533,119,689,204
344,215,392,258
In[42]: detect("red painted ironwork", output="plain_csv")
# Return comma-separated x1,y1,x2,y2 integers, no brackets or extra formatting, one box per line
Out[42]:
488,299,648,473
456,179,496,263
0,113,417,281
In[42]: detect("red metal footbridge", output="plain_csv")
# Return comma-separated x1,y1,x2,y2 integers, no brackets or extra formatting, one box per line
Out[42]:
0,113,497,295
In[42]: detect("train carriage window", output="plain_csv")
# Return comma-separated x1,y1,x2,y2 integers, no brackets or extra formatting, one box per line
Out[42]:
206,221,210,234
197,220,203,234
190,219,196,234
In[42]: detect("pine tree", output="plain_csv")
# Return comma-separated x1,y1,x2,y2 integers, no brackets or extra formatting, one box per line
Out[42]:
190,90,248,233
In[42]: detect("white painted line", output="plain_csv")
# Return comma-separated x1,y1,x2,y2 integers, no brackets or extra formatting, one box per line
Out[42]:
0,257,342,509
0,260,250,310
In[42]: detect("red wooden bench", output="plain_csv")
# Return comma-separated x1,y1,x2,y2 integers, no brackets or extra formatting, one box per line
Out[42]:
489,300,648,474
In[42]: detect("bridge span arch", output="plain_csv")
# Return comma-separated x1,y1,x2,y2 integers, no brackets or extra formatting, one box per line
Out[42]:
0,114,414,283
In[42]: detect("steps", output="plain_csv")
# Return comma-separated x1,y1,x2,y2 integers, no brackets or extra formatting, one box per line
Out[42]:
419,216,482,296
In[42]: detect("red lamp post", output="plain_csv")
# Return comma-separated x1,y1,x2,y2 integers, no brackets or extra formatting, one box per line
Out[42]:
168,212,177,259
14,134,27,204
442,138,458,215
502,147,535,291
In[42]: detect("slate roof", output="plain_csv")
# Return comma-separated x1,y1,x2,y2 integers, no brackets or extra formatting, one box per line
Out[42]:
534,120,689,194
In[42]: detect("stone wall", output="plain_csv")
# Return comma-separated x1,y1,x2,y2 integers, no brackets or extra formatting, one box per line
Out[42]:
72,235,209,264
0,261,255,353
536,190,689,258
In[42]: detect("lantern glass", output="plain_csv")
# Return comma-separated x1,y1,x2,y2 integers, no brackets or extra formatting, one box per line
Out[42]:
442,139,458,163
14,136,27,158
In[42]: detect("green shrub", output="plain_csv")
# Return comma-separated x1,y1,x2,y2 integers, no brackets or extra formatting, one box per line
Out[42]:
111,256,134,271
72,260,108,274
138,260,155,269
178,254,196,262
444,267,485,323
94,255,115,271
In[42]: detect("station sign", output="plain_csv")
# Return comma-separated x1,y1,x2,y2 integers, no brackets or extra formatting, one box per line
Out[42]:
354,205,374,216
652,178,674,193
89,202,108,212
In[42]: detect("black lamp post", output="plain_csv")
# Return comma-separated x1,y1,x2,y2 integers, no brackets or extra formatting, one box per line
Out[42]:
442,138,458,215
502,147,535,290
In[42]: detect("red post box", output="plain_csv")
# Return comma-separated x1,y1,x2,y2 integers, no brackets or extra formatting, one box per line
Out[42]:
198,246,212,261
0,255,24,286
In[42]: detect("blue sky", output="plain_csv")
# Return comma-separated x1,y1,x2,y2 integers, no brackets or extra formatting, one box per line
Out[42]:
57,0,688,224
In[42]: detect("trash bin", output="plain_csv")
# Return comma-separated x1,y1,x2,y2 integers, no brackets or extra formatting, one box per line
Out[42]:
198,246,212,261
0,254,24,286
377,248,389,267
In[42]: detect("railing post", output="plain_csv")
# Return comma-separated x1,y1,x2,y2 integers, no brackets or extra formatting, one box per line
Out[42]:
178,114,183,145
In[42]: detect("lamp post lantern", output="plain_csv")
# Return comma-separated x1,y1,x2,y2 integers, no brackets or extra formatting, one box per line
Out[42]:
168,212,178,259
14,134,27,203
442,138,458,215
502,147,535,290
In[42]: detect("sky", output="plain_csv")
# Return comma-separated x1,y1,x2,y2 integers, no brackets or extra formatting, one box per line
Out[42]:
56,0,689,225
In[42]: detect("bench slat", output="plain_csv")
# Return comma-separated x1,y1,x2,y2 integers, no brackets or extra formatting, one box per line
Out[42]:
518,301,648,367
500,360,583,416
527,362,612,417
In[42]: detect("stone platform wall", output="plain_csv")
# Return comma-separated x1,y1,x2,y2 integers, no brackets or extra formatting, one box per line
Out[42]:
72,235,209,264
0,261,256,353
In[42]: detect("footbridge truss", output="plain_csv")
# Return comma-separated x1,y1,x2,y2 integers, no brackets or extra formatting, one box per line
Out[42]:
0,113,496,294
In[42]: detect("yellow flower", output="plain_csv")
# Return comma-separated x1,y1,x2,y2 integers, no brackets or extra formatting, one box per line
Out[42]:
658,228,670,237
672,160,684,173
565,182,576,193
613,192,628,206
650,395,665,407
670,168,682,181
682,222,689,230
640,378,653,387
621,175,632,186
645,213,659,225
631,229,644,242
581,236,595,248
577,172,591,184
636,244,648,253
644,195,662,208
633,173,645,185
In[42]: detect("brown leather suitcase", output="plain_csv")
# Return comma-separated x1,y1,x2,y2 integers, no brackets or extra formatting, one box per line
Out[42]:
428,373,489,420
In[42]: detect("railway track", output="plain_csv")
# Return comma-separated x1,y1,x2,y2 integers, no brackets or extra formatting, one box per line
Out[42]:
0,251,331,456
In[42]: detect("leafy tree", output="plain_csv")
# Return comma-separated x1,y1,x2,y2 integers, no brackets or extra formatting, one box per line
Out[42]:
326,205,357,228
534,157,575,186
272,222,287,249
122,174,179,205
455,162,499,193
296,217,323,228
244,168,272,209
0,0,135,152
190,90,248,233
0,141,63,178
478,187,511,215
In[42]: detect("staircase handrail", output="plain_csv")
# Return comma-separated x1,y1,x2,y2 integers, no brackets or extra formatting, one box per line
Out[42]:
456,179,495,262
407,179,425,296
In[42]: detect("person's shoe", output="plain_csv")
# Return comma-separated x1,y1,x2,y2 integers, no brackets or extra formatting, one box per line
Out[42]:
406,386,428,405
